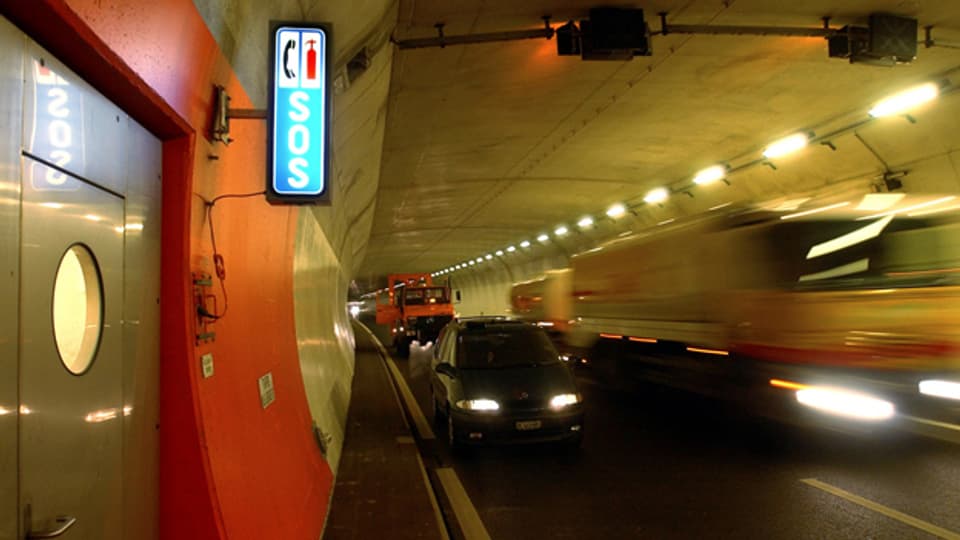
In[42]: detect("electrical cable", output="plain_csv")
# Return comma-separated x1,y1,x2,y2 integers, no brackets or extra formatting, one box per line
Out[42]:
193,190,266,320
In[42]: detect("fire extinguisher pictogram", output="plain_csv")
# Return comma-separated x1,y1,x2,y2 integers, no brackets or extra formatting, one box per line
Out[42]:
306,39,317,81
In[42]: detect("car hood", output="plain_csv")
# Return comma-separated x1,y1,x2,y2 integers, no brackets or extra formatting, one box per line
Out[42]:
459,363,576,405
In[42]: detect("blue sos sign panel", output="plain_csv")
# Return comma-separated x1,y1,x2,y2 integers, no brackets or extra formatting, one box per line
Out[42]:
268,23,331,204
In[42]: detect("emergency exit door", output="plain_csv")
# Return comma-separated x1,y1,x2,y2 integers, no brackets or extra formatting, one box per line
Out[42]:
19,158,124,539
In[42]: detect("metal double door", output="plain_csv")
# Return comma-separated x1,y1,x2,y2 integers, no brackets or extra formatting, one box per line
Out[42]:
19,157,124,540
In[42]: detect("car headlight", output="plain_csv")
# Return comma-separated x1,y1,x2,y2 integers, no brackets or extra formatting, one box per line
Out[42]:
796,386,895,421
919,380,960,400
550,393,582,409
456,399,500,411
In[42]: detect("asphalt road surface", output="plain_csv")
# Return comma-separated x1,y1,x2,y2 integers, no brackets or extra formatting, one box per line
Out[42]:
365,320,960,540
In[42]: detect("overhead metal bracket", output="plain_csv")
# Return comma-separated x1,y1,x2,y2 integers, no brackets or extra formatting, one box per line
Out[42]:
394,15,554,50
657,12,838,38
923,26,960,50
212,85,267,145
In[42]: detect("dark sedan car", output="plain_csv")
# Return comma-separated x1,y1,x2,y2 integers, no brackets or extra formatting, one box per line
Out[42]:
430,318,584,450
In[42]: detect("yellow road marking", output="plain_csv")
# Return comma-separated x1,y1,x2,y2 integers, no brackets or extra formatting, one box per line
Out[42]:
801,478,960,540
437,467,492,540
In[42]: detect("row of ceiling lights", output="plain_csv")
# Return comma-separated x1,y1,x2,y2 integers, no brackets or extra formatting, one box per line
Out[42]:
431,82,944,279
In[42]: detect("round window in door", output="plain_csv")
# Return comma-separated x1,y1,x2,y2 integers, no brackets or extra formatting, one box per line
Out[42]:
52,244,104,375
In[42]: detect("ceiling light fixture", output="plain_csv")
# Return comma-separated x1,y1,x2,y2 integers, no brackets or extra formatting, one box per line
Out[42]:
554,226,569,236
692,165,726,186
762,133,809,160
520,240,531,248
606,203,626,218
577,216,594,229
643,187,669,204
869,82,939,118
495,250,504,256
506,245,516,252
485,254,493,260
537,233,550,242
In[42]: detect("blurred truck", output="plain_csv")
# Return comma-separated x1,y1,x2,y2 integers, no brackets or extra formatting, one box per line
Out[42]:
512,194,960,427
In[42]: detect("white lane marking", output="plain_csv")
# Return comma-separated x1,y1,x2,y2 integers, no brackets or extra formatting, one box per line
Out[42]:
418,452,451,540
437,467,492,540
801,478,960,540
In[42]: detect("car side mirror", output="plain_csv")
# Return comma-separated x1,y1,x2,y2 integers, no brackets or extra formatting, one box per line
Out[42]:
435,362,457,379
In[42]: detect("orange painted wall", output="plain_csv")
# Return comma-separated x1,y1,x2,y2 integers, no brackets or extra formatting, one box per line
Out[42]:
1,1,334,539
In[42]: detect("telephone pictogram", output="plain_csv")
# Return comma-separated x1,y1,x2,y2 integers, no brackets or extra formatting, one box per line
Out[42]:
283,39,296,79
306,39,317,80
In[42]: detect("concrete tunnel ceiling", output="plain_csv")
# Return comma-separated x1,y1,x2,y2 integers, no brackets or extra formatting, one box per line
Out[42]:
357,0,960,285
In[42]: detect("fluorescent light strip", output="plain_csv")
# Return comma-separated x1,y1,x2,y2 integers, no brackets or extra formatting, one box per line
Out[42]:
606,204,626,218
869,82,939,118
644,187,669,204
780,202,849,220
763,133,808,159
805,215,893,260
693,165,726,186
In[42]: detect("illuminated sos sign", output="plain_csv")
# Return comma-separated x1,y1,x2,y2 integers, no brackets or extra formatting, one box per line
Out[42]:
268,23,331,204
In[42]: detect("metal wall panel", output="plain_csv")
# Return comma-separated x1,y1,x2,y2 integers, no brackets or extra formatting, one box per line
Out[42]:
0,16,23,540
121,117,162,540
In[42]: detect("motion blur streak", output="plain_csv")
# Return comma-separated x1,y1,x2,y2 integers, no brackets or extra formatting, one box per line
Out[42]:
769,379,807,390
686,347,729,356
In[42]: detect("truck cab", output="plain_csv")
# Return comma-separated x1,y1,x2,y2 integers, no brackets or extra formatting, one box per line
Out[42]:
376,274,455,356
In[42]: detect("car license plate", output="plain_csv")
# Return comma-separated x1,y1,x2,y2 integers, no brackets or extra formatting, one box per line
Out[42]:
515,420,541,431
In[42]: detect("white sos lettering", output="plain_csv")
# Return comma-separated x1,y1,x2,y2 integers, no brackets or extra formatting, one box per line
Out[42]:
287,90,310,189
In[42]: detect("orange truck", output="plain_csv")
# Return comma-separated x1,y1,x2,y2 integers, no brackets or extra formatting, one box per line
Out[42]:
376,273,455,356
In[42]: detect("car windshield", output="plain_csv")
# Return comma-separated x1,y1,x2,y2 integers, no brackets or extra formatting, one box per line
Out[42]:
456,326,560,369
404,287,448,305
